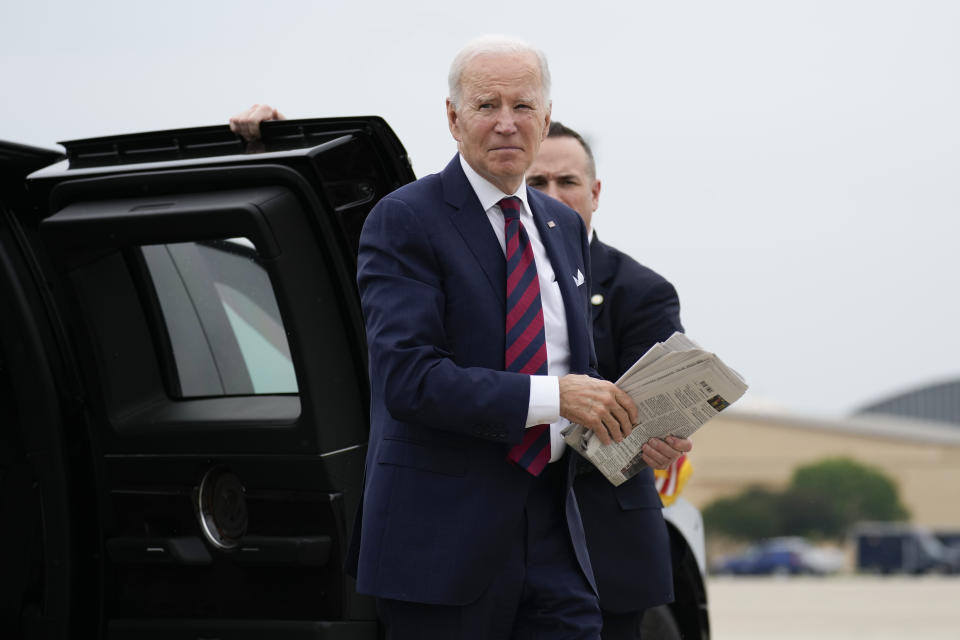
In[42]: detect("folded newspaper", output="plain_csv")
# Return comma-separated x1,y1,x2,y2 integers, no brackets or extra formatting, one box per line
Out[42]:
562,332,748,486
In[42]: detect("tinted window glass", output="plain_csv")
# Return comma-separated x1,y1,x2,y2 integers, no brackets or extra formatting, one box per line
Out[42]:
142,238,298,397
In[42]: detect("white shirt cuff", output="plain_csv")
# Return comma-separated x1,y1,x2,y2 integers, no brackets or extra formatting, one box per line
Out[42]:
526,375,560,427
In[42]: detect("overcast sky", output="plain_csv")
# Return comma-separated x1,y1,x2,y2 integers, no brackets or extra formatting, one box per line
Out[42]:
4,0,958,419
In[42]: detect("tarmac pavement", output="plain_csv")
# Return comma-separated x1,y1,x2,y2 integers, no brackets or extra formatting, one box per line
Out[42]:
707,575,960,639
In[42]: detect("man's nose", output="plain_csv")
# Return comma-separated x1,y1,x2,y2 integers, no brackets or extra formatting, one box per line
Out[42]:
493,106,518,134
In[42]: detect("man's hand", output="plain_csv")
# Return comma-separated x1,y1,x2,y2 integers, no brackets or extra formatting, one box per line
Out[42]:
641,435,693,470
559,374,638,446
229,103,286,141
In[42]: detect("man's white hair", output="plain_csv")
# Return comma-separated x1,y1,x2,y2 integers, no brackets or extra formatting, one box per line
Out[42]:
447,35,551,109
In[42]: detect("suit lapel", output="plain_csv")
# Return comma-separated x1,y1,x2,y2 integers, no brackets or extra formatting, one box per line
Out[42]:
589,232,615,286
589,232,615,323
529,192,575,299
441,156,506,313
528,189,590,371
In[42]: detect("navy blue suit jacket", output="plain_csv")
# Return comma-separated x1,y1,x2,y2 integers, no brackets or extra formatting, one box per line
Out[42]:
351,156,598,606
574,233,684,613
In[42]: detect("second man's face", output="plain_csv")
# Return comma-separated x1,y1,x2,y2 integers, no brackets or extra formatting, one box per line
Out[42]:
526,136,601,231
447,51,551,194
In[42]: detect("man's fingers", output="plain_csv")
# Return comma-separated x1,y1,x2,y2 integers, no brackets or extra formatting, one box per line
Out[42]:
641,437,692,469
641,446,669,469
592,421,613,446
600,414,623,444
579,397,628,445
228,115,248,135
666,435,693,453
607,402,632,440
558,374,639,445
615,387,639,425
228,103,282,142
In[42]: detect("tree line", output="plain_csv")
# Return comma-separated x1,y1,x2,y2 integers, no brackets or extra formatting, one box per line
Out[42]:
702,457,909,540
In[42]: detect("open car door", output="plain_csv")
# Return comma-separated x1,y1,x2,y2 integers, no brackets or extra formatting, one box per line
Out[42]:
4,119,414,639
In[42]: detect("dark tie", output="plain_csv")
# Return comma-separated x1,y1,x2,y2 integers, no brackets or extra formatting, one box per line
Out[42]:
500,197,552,476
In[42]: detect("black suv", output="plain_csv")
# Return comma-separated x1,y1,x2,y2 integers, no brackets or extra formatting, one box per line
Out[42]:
0,119,708,639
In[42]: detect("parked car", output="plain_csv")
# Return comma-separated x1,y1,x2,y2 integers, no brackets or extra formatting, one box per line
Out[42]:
712,537,844,576
852,522,960,575
1,119,708,639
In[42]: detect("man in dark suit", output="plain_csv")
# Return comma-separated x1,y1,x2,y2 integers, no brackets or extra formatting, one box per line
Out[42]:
527,122,691,640
349,37,658,640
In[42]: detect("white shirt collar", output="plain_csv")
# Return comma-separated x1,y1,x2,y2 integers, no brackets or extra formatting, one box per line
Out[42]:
459,154,532,217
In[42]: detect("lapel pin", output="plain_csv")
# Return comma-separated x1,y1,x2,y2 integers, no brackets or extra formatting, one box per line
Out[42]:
591,294,604,306
547,220,556,228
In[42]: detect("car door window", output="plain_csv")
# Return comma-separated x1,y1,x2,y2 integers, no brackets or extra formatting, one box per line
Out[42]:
142,237,297,397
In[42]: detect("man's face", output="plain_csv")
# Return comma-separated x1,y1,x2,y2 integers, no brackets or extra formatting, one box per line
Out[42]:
526,135,601,231
447,52,551,194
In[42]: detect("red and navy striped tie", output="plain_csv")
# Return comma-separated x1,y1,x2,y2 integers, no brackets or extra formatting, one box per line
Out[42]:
500,197,552,476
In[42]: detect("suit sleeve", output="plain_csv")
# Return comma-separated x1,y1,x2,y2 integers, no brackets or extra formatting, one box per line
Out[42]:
357,196,529,443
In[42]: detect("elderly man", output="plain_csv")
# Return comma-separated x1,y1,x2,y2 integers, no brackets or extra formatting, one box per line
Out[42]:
526,122,690,639
349,37,637,639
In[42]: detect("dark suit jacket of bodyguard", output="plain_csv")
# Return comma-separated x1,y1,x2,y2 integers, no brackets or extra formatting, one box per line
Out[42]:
574,233,684,613
350,155,599,606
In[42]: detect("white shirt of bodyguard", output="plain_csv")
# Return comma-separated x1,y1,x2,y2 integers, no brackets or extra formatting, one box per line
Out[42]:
459,155,570,462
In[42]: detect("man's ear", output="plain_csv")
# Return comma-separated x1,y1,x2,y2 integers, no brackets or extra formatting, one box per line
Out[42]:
541,103,552,141
446,98,461,142
591,179,602,212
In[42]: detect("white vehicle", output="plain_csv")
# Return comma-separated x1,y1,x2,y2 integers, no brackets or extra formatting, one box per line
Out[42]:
643,497,709,639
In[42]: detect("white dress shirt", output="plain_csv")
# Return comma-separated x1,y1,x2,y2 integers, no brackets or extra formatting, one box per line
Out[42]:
459,155,569,461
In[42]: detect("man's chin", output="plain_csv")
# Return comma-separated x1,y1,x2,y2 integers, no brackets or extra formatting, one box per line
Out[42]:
487,161,528,181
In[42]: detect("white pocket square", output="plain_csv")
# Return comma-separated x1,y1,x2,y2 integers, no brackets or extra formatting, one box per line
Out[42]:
574,269,585,287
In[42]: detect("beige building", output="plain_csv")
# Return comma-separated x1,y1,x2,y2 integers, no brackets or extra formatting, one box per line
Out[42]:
683,410,960,529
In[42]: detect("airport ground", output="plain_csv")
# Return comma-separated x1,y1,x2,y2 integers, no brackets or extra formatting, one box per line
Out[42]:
706,575,960,639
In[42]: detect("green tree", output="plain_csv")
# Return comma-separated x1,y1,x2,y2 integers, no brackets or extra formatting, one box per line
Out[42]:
702,457,909,541
789,457,909,527
702,487,783,540
776,485,845,538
